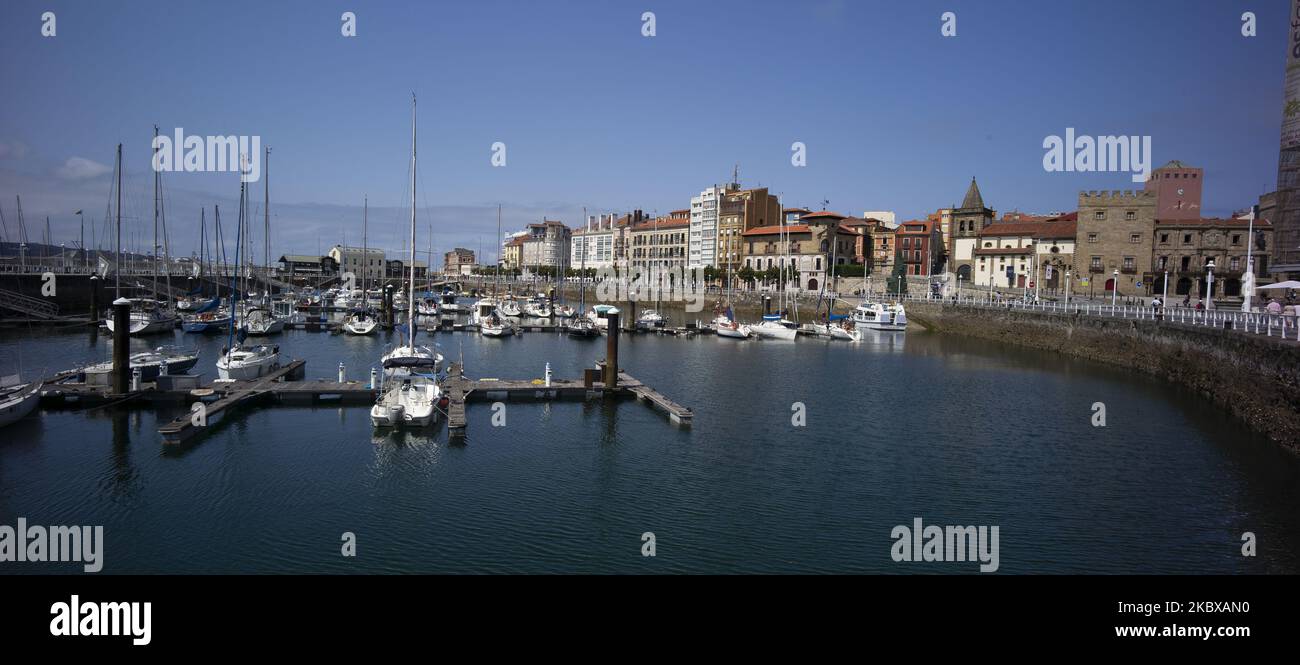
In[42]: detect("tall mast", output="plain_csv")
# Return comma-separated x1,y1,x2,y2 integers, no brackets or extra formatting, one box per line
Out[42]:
361,195,368,294
408,93,417,349
264,146,270,304
115,143,122,300
153,126,160,303
494,204,501,297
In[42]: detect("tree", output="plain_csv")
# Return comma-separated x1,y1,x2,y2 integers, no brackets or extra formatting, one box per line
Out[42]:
888,251,908,295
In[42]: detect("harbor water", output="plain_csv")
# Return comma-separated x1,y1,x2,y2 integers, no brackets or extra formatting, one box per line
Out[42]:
1,313,1298,574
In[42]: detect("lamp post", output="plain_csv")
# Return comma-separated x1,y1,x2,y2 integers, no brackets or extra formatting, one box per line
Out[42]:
1206,259,1216,310
1162,269,1169,308
1065,269,1072,306
1111,269,1119,308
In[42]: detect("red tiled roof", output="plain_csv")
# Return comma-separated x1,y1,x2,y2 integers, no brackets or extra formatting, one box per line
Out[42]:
742,224,811,236
800,211,846,220
895,220,936,234
631,217,690,231
980,220,1077,238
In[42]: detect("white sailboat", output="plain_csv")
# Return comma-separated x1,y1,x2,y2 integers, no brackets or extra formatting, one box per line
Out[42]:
0,374,42,429
478,205,516,337
372,94,445,428
343,196,379,335
217,164,280,381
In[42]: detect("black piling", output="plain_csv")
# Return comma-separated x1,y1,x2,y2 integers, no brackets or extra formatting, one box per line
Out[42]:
605,311,619,388
89,275,100,325
111,297,130,394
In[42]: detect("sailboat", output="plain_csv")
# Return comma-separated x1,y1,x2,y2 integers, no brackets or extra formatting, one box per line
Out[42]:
216,168,280,380
750,221,798,340
809,226,860,341
0,374,41,429
103,142,177,336
567,220,600,338
712,263,751,339
371,94,446,428
343,196,379,335
478,205,516,337
183,207,232,333
248,146,286,336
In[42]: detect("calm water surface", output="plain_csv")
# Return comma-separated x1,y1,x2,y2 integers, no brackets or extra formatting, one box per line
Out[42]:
1,313,1297,574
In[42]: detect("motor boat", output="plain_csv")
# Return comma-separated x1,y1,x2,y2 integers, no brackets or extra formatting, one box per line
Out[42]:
342,308,379,335
81,346,200,385
750,314,798,340
417,296,439,316
104,299,177,336
552,304,577,319
566,317,600,338
244,307,285,335
587,304,618,329
216,342,280,380
371,344,445,428
712,315,752,339
0,376,42,428
852,302,908,331
438,291,464,314
635,309,666,330
272,299,306,326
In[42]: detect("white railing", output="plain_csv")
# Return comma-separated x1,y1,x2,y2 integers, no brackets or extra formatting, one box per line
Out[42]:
887,293,1300,342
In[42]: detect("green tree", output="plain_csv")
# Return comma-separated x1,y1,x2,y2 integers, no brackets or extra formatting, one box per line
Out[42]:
888,251,908,295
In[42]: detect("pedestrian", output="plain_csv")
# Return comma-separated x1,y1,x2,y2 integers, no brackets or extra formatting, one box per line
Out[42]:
1268,298,1282,315
1195,299,1204,311
1152,296,1163,321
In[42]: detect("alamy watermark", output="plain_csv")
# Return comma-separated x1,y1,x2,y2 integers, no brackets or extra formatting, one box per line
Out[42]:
891,517,999,572
592,265,706,312
152,128,262,182
1042,128,1151,183
0,517,103,572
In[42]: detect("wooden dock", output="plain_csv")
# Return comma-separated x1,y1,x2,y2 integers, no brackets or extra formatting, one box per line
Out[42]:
38,351,691,444
441,361,692,435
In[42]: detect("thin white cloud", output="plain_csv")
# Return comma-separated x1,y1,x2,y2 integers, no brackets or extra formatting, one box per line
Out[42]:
0,142,30,160
55,156,112,180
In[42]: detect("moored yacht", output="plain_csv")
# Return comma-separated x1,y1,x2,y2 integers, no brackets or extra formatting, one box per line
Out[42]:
750,314,798,340
852,302,908,331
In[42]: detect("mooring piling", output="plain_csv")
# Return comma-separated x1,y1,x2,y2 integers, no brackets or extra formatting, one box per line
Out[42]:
111,297,130,394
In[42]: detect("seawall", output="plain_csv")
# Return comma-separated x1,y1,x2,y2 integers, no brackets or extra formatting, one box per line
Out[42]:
905,301,1300,452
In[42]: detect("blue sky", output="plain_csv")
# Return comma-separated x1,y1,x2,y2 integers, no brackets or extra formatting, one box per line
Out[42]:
0,0,1289,263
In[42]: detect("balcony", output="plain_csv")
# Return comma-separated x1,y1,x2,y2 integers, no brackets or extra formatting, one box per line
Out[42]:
1088,266,1104,274
1120,267,1137,274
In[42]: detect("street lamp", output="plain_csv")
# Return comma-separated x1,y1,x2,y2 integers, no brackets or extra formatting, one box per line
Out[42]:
1162,269,1169,308
1111,269,1119,308
1065,269,1072,306
1206,259,1216,310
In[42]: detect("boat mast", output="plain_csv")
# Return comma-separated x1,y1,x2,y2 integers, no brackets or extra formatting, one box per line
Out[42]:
115,143,122,300
263,146,271,305
495,204,502,299
361,195,367,297
153,126,161,305
407,93,417,349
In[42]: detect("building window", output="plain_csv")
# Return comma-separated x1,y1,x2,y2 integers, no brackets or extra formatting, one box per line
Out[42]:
1183,234,1192,244
1230,257,1240,271
1087,233,1098,243
1231,234,1241,245
1094,211,1106,220
1125,211,1135,220
1160,233,1169,243
1129,233,1140,243
1123,256,1134,269
1090,256,1101,269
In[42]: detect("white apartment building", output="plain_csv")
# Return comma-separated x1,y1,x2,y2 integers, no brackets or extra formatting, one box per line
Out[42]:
690,185,725,269
571,215,616,270
328,245,386,283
